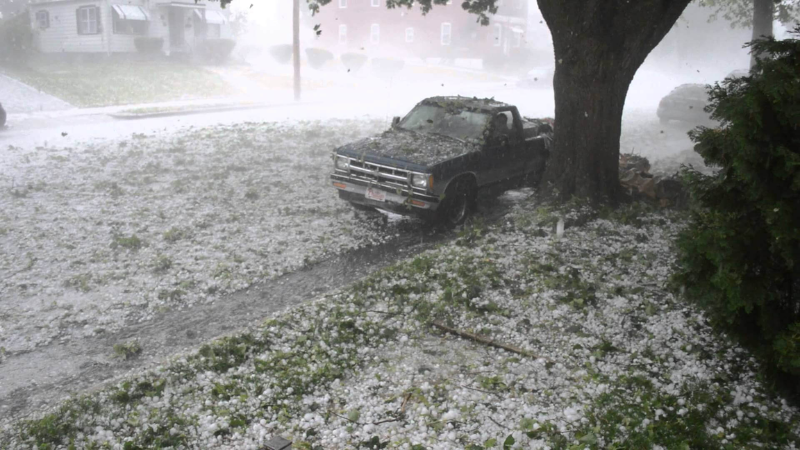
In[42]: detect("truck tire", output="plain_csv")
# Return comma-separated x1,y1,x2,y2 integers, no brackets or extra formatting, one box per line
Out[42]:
436,178,475,228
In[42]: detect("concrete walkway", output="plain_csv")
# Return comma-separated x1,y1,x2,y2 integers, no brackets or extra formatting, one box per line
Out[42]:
0,73,72,114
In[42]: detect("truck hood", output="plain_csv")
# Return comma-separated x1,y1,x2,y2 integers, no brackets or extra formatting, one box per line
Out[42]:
336,128,475,168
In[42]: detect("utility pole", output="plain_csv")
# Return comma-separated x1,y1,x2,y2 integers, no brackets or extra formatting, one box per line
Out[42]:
293,0,301,101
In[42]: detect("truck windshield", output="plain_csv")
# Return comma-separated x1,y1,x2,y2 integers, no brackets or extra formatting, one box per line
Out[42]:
398,105,491,142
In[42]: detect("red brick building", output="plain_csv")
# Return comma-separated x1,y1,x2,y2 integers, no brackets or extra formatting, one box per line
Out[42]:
312,0,528,62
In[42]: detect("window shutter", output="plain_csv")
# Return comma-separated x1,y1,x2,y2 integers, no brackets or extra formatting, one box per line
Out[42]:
76,8,81,34
96,6,103,33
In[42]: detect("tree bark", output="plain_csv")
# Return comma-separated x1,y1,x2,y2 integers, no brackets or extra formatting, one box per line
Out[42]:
536,0,692,206
293,0,301,101
750,0,775,68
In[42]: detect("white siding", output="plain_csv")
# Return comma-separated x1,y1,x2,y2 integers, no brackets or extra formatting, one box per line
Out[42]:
146,5,170,52
108,0,147,53
31,1,108,53
30,0,233,54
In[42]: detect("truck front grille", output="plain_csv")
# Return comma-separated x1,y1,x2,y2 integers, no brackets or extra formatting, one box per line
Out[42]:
347,160,410,190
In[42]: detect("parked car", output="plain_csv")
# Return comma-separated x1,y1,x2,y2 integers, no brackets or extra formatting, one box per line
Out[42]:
656,84,714,126
330,96,554,227
726,69,749,79
517,65,554,89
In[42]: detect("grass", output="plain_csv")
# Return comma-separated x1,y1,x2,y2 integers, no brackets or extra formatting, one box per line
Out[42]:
0,56,235,107
113,340,142,360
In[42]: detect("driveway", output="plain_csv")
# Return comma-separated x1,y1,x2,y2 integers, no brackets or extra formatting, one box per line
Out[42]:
0,72,72,114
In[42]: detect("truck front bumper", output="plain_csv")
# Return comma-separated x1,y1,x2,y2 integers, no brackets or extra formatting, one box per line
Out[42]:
330,174,440,215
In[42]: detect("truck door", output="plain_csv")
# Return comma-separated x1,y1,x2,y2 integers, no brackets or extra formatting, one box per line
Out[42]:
482,109,527,186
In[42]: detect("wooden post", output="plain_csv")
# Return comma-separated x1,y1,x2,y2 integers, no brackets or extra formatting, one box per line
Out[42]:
293,0,301,101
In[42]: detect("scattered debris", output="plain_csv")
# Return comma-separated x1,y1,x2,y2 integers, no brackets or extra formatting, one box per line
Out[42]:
430,321,541,359
619,153,687,207
262,435,292,450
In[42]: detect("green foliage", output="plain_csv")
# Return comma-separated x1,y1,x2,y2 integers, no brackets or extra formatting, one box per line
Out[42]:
197,38,236,63
111,233,143,251
152,254,173,273
221,0,498,26
113,340,142,360
306,47,334,69
698,0,799,27
341,53,368,72
269,44,293,65
163,227,190,243
675,29,800,379
133,37,163,54
0,11,33,63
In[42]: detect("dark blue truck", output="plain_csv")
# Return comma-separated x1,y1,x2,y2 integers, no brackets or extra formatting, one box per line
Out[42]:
331,96,554,227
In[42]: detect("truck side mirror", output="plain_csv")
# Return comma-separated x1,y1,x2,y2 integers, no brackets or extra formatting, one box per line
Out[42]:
392,116,401,127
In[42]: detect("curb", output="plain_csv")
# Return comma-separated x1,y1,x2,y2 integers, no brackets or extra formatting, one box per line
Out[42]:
108,102,283,120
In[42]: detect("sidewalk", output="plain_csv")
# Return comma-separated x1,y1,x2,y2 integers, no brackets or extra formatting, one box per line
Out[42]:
0,73,72,114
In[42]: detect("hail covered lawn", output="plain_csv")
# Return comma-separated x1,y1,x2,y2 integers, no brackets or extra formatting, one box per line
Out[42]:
4,198,798,449
0,119,393,355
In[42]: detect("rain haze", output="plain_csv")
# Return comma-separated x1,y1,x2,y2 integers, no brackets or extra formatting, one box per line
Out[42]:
1,0,799,447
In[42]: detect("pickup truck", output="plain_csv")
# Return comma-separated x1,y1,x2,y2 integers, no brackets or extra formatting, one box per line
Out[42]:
331,96,554,227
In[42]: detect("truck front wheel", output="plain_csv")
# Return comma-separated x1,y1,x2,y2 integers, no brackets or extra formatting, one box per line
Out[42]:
436,179,475,228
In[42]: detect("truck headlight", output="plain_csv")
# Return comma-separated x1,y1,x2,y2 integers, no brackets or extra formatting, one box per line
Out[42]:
335,155,350,170
411,173,432,189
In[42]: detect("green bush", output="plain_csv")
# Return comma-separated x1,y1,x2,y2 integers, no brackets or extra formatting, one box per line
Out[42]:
198,38,236,63
0,11,33,63
269,44,292,64
134,36,163,54
675,29,800,381
305,47,333,69
341,52,368,72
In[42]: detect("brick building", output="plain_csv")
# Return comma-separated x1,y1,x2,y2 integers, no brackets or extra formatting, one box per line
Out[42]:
312,0,528,62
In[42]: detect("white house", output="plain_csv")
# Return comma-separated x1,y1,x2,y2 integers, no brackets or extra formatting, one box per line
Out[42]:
29,0,233,54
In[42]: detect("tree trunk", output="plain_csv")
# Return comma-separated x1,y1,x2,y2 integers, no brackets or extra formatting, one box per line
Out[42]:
293,0,301,101
750,0,774,68
537,0,692,205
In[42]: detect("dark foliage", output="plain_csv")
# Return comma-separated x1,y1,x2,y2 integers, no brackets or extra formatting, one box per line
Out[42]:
197,39,236,63
0,11,33,63
675,28,800,385
341,52,368,72
305,47,333,69
269,44,293,65
221,0,499,26
133,37,163,54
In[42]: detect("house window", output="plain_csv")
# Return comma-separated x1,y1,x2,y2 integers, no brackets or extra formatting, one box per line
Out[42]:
405,27,414,43
35,10,50,29
77,6,100,35
370,23,379,44
493,24,502,46
112,5,149,35
371,0,380,7
513,29,522,48
440,22,451,46
339,0,346,8
338,24,347,44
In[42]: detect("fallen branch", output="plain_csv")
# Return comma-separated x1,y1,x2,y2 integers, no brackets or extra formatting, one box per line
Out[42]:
488,416,509,430
458,383,502,398
400,392,412,412
430,321,545,360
